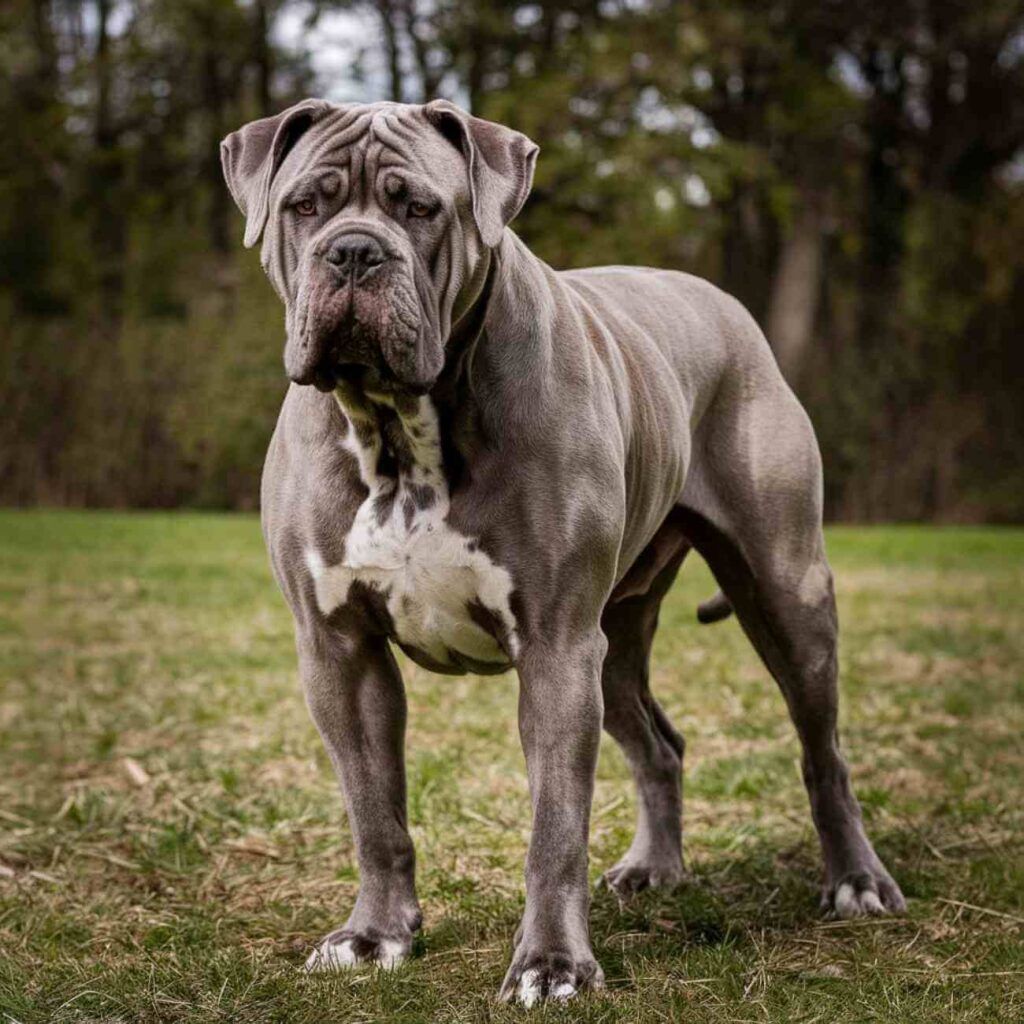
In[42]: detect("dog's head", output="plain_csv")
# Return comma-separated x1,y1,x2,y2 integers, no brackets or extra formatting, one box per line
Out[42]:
221,100,538,395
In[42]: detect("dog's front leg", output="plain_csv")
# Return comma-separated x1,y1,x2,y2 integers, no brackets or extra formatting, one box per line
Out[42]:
500,634,607,1006
299,631,421,971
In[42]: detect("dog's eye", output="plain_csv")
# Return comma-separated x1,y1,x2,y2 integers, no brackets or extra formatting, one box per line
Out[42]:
295,198,317,217
407,201,433,219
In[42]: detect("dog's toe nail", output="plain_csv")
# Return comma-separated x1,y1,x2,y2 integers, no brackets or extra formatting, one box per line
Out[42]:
879,880,907,912
861,890,885,915
305,937,359,971
517,968,542,1008
834,881,861,919
551,980,576,1000
376,938,408,968
830,874,900,920
304,934,409,972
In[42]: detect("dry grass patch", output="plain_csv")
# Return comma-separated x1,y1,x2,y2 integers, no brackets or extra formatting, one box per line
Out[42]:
1,513,1022,1022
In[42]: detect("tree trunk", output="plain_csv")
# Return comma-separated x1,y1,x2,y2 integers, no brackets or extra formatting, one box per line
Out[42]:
399,0,441,100
765,197,824,386
720,186,774,324
253,0,273,116
463,6,484,114
376,0,403,103
31,0,58,97
857,46,909,352
92,0,125,321
203,43,230,253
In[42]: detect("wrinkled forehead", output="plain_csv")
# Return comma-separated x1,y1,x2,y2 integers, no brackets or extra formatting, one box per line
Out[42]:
276,103,466,196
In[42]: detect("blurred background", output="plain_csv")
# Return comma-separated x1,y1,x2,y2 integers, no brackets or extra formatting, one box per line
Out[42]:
2,0,1022,521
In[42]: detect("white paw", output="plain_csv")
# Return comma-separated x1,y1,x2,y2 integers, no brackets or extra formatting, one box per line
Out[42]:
517,969,542,1009
599,855,683,896
834,880,887,919
376,938,408,968
303,935,408,972
305,938,358,971
515,968,577,1008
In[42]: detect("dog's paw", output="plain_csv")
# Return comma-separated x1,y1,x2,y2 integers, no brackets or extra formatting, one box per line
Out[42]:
304,929,411,972
599,854,683,897
499,951,604,1007
823,870,906,919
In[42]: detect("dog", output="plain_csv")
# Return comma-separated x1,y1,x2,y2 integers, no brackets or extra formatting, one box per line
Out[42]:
221,98,905,1006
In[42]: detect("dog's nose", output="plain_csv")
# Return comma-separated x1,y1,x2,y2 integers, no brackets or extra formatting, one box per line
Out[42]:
324,233,387,278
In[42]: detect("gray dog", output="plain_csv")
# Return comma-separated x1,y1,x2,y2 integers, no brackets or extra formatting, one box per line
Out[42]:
221,99,904,1006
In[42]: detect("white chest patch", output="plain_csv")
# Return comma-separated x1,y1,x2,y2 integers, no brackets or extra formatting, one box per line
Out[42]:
306,394,518,671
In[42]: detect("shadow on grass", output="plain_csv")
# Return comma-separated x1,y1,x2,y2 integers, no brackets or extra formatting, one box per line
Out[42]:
413,830,887,980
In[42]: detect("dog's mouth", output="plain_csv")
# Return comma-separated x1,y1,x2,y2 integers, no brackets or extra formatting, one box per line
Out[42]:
310,360,364,394
289,272,440,398
313,359,428,406
302,302,433,397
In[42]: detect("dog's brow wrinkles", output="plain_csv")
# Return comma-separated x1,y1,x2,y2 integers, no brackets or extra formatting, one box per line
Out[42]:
371,110,420,150
376,149,410,171
290,106,426,193
302,111,373,173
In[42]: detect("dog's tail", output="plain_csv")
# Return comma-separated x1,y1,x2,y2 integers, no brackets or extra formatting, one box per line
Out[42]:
696,590,732,624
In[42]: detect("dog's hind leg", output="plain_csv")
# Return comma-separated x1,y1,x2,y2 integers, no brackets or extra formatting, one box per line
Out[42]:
598,518,690,895
679,384,905,918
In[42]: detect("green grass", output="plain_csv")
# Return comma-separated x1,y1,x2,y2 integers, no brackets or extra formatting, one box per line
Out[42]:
1,511,1022,1022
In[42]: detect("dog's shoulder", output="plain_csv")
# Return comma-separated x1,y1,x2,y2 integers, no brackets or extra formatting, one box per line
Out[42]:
261,385,365,618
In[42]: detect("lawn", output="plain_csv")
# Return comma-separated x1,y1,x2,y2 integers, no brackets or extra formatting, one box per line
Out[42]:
1,510,1022,1023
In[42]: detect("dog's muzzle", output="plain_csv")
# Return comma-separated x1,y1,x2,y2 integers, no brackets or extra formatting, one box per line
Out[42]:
287,229,405,392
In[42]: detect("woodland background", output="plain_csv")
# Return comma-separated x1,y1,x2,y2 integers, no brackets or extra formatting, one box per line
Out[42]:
2,0,1023,520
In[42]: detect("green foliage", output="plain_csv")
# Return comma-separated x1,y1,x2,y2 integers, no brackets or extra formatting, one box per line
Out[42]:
1,1,1023,518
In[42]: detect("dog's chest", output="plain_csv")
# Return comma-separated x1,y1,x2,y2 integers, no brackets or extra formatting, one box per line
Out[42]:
306,396,517,672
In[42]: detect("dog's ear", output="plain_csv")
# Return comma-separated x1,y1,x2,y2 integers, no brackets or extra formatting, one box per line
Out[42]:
423,100,538,248
221,99,332,248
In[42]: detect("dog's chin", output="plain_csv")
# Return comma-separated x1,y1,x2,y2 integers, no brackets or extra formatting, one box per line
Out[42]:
360,369,437,402
287,313,442,398
311,367,341,393
307,359,435,403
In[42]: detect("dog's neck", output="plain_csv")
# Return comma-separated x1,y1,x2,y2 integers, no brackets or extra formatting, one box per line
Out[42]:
333,388,445,500
450,247,493,337
454,231,558,433
330,230,551,489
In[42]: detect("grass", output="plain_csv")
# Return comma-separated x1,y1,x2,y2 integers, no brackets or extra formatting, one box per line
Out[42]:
1,510,1022,1023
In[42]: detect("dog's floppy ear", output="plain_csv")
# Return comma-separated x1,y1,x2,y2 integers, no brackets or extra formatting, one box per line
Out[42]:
423,100,538,248
221,99,331,248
